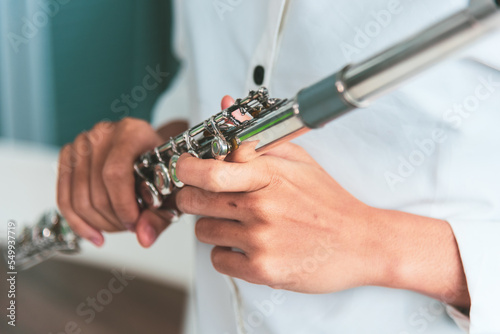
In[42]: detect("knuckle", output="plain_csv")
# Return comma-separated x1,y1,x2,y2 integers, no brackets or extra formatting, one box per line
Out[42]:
177,187,204,214
72,196,92,216
120,116,134,126
246,225,271,249
120,117,148,132
205,164,226,192
60,143,72,157
113,200,139,223
73,133,91,157
92,121,115,134
74,132,88,143
250,255,275,283
210,248,226,273
102,162,128,182
91,194,111,213
244,193,271,218
194,218,210,242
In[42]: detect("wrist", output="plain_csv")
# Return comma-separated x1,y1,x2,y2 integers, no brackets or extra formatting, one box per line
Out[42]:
369,209,470,308
358,207,401,288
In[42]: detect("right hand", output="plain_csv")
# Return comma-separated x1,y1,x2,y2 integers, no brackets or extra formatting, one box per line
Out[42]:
57,117,174,248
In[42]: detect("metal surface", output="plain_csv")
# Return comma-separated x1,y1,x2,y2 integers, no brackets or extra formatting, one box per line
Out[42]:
297,0,500,128
3,210,80,271
341,0,500,105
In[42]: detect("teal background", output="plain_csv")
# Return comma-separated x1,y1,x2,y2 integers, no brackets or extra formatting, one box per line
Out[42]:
0,0,178,146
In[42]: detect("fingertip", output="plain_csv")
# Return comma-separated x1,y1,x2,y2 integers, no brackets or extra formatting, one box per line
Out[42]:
176,153,197,181
221,95,235,110
136,213,158,248
89,234,105,247
137,224,158,248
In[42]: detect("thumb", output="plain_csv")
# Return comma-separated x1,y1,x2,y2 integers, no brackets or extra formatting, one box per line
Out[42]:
221,95,253,122
264,142,321,166
221,95,235,110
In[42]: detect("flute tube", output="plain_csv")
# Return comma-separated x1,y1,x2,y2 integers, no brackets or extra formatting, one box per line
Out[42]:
298,0,500,128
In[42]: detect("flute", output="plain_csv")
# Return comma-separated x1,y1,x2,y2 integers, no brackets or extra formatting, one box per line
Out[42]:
5,0,499,270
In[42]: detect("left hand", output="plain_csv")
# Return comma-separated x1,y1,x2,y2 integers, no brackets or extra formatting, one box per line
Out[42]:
175,141,388,294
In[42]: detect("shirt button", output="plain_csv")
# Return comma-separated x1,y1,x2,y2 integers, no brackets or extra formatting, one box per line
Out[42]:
253,65,265,85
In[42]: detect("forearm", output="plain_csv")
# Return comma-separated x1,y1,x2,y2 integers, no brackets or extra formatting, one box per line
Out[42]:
374,208,470,309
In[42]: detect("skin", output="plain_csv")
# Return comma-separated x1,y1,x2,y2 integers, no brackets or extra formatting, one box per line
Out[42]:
57,96,470,310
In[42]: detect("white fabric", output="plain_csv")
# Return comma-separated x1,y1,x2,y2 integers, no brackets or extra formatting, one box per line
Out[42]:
152,0,500,333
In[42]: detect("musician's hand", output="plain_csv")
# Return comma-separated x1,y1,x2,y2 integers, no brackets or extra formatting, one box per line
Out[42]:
57,118,175,247
174,137,469,304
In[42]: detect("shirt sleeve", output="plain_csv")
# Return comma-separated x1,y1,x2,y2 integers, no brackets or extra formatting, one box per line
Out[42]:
151,0,193,129
446,219,500,333
446,304,470,333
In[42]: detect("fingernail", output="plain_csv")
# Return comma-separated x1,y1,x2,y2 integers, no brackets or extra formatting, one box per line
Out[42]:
90,237,103,247
145,225,158,246
125,223,136,232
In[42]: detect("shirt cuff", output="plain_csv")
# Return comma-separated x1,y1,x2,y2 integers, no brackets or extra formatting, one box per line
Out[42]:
447,218,500,334
446,304,470,333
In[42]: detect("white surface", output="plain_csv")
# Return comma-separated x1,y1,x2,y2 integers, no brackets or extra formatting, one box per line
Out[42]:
0,139,195,290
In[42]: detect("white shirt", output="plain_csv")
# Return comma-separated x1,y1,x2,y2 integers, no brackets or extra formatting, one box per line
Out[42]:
153,0,500,333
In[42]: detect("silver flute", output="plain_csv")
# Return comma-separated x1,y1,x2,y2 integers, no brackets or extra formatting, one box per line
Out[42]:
5,0,499,270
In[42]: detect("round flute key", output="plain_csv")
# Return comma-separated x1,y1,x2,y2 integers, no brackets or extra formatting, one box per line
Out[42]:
138,179,162,209
211,137,230,160
154,162,173,196
169,154,184,188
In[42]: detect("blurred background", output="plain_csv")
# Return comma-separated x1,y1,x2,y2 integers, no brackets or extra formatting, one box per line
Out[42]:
0,0,194,333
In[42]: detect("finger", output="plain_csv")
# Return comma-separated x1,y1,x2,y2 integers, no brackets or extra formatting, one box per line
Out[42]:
71,133,122,232
221,95,252,123
103,118,163,226
221,95,235,110
136,210,172,248
211,246,251,279
176,186,242,220
57,144,104,246
176,154,272,192
196,217,248,250
264,142,320,166
224,141,261,163
87,124,125,230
